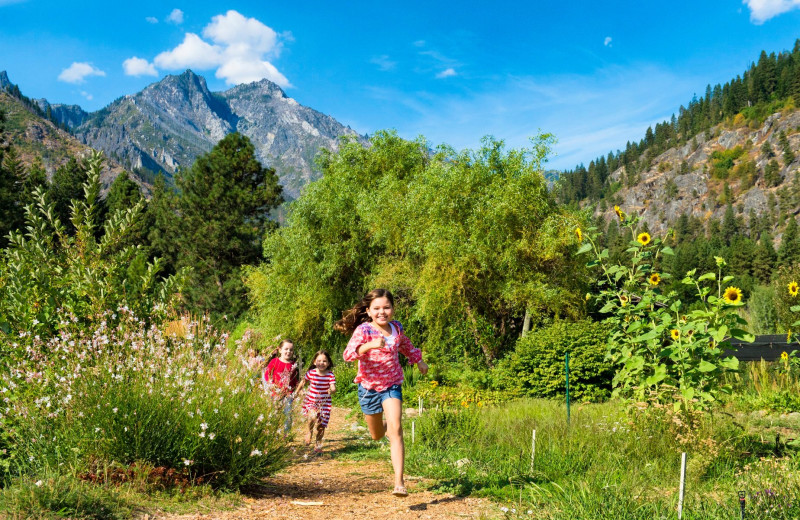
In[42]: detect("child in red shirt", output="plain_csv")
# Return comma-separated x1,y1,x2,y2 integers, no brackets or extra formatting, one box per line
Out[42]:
338,289,428,497
263,339,300,433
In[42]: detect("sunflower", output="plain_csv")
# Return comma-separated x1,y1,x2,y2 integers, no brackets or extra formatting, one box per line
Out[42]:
670,329,680,341
649,273,661,286
788,330,793,343
575,227,583,241
637,232,651,246
614,205,624,221
619,294,629,307
722,286,743,305
781,351,789,361
789,281,799,297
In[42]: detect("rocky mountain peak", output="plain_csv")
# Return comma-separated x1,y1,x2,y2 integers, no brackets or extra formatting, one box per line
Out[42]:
0,71,11,90
223,77,287,100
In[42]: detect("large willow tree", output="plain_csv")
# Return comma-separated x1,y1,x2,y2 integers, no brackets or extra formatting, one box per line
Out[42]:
246,131,585,365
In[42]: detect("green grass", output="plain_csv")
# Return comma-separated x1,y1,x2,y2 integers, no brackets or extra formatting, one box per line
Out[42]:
404,398,800,519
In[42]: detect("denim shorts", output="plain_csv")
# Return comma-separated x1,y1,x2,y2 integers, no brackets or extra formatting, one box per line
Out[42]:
357,384,402,415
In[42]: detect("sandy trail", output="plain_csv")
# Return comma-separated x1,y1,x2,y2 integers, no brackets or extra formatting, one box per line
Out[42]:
154,406,496,520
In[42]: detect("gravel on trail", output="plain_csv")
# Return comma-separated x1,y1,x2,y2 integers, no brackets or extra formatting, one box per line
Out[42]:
153,406,498,520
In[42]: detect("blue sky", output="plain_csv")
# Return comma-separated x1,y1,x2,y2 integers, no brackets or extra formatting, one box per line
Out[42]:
2,0,800,169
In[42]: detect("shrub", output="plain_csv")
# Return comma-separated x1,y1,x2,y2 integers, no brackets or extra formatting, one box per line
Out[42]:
2,310,291,491
494,319,614,402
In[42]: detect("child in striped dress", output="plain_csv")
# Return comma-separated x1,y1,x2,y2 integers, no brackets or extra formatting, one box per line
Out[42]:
299,350,336,451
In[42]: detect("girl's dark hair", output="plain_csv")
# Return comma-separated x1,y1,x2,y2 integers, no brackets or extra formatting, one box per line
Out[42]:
335,289,395,335
308,350,334,371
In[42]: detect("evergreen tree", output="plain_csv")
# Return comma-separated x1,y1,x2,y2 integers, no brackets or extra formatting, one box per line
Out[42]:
168,133,283,317
0,109,20,246
778,217,800,267
752,230,777,283
721,203,738,244
48,157,88,231
780,130,796,165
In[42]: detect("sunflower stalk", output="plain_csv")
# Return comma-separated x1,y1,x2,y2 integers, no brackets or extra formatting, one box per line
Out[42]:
578,209,754,417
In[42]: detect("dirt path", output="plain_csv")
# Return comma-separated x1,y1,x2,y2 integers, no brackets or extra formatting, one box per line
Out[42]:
155,407,497,520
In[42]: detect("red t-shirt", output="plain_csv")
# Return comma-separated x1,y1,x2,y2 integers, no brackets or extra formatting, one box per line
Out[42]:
264,358,299,397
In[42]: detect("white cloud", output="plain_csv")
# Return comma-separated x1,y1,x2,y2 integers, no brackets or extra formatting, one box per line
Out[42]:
151,10,291,87
146,16,158,24
154,33,222,69
413,40,426,47
57,62,106,84
123,57,158,76
167,8,184,24
604,36,612,47
80,91,93,101
436,68,457,79
744,0,800,23
371,55,396,71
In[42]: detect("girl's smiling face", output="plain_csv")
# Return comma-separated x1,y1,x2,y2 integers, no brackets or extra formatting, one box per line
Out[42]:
367,296,394,327
278,342,294,362
314,354,330,371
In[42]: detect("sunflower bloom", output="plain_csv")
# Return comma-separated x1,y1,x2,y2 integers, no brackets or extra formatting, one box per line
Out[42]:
637,232,651,246
781,351,789,361
575,227,583,241
789,281,799,297
619,294,629,307
614,205,624,221
788,330,793,343
670,329,680,341
649,273,661,286
722,286,743,305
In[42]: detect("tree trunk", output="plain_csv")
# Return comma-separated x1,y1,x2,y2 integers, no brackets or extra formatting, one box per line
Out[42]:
522,308,531,337
465,304,493,367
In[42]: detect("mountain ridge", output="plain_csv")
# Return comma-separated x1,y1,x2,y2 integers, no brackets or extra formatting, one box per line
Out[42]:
31,69,366,198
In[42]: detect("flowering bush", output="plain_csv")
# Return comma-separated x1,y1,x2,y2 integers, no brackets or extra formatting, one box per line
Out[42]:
578,209,753,412
1,310,291,490
0,150,185,343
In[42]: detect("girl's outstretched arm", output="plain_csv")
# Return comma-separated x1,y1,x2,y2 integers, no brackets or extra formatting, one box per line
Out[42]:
395,322,427,374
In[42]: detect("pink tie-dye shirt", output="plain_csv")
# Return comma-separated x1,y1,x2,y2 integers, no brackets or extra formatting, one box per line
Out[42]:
342,320,423,392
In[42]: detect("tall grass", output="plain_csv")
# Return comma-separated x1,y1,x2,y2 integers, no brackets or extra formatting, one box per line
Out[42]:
406,399,800,519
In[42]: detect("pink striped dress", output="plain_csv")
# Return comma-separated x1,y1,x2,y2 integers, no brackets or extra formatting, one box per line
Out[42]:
301,368,336,427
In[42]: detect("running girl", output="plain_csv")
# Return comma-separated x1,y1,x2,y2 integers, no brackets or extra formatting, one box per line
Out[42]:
337,288,428,497
298,350,336,452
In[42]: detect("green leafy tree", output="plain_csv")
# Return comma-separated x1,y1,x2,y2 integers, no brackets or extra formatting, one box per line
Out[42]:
167,133,283,317
247,131,583,365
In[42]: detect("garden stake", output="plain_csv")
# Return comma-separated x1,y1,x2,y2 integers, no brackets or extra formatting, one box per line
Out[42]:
412,420,415,444
530,429,536,473
678,452,687,519
738,490,746,519
419,396,423,416
565,352,570,425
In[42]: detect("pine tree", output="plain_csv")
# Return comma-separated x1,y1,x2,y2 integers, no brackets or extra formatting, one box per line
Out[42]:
778,217,800,267
752,231,777,283
168,133,283,316
48,156,88,232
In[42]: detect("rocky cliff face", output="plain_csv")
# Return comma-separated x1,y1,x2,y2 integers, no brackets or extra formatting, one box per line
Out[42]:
68,70,365,198
0,91,133,192
596,110,800,237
